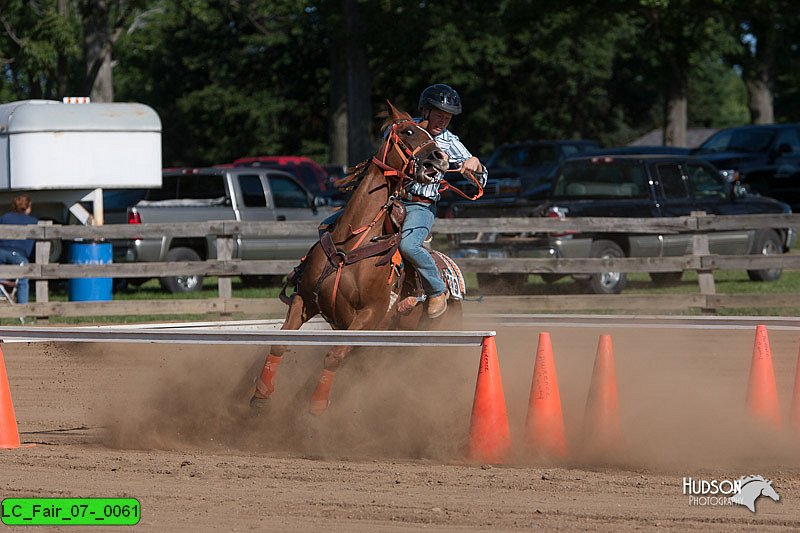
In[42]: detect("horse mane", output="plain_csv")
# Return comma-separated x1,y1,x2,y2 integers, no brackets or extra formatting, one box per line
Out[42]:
334,101,413,192
333,159,371,192
739,475,768,485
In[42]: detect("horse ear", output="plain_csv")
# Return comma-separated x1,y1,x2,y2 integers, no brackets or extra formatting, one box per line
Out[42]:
386,100,400,119
418,119,429,130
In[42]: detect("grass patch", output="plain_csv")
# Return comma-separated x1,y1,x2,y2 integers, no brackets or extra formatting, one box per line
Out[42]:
12,264,800,325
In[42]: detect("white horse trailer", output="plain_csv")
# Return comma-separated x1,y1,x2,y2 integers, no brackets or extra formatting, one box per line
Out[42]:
0,99,162,226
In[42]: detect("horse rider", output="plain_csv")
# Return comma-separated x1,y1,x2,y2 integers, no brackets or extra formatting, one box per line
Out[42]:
399,83,488,318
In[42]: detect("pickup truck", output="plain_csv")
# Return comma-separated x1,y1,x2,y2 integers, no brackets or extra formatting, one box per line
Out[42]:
438,139,599,216
692,123,800,210
125,167,331,293
451,154,796,294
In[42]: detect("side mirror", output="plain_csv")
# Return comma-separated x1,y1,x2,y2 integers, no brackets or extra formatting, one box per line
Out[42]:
732,181,748,199
770,143,793,160
313,195,328,208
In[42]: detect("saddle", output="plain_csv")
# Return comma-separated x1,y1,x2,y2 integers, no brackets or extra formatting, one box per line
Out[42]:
280,198,407,310
393,248,466,315
281,199,465,319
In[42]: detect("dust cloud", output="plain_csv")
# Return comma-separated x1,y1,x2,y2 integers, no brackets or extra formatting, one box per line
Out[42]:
96,325,800,471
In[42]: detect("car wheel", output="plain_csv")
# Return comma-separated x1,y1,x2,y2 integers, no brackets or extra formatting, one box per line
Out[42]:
240,275,285,288
161,247,204,293
586,240,627,295
747,229,783,282
649,272,683,286
539,273,564,285
476,273,528,295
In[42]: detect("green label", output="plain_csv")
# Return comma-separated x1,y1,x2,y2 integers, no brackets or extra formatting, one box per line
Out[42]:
1,498,140,526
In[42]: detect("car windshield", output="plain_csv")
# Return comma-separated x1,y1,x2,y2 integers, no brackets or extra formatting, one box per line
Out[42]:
552,159,648,199
488,144,559,168
695,128,776,154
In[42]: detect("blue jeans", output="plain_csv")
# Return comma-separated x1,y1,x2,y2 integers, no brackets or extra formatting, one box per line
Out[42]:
398,202,445,297
0,248,29,304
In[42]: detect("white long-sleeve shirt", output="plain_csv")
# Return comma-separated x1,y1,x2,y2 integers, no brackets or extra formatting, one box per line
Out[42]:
404,120,488,202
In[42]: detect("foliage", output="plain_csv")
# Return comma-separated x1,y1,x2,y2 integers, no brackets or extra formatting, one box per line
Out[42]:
2,0,799,166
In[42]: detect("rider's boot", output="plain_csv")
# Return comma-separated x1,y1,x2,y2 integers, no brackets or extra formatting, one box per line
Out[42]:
427,292,448,318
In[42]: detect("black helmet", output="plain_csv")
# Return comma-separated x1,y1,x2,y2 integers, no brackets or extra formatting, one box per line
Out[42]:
418,84,462,115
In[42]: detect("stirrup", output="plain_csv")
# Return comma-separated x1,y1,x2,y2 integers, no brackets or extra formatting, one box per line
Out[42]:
397,295,421,315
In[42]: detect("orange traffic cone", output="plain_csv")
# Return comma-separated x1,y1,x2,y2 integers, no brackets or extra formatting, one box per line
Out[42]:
582,334,621,451
525,332,567,458
0,346,21,449
467,336,510,463
747,325,781,428
790,345,800,430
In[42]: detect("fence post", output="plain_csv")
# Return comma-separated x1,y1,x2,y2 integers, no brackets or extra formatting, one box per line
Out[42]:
690,211,716,313
34,221,52,322
216,235,234,314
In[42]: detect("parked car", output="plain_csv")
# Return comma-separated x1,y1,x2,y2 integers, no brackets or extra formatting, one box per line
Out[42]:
451,153,796,294
692,123,800,210
439,139,599,216
125,167,331,293
232,155,331,197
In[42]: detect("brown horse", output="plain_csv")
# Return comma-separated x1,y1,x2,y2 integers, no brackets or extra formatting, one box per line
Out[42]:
250,102,461,415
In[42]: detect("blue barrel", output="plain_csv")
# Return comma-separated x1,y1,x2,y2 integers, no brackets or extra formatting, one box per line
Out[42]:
68,242,113,302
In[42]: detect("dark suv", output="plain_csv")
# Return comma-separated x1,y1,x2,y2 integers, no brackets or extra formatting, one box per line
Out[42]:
452,154,796,294
693,123,800,210
439,139,599,215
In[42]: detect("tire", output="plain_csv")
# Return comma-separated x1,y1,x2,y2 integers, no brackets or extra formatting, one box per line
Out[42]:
240,275,285,288
539,273,564,285
476,273,528,295
649,272,683,286
160,247,204,293
747,229,783,282
586,240,627,295
48,238,63,263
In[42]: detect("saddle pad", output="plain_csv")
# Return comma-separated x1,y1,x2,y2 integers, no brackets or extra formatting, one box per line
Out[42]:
430,250,466,300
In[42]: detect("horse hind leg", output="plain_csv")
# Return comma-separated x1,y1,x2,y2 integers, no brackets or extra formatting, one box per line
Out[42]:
250,294,312,408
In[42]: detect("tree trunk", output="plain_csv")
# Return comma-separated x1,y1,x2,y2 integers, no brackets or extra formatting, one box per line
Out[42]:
329,38,348,166
344,0,372,165
743,17,776,124
56,0,70,97
82,0,114,102
746,76,774,124
664,73,687,147
91,54,114,102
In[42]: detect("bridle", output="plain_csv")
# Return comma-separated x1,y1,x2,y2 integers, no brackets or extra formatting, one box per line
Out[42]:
372,118,484,201
371,119,439,187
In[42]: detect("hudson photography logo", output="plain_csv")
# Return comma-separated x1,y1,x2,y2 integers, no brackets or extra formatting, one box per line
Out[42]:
682,475,780,513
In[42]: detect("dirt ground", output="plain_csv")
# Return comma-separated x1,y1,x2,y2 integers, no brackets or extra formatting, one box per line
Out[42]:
3,322,800,531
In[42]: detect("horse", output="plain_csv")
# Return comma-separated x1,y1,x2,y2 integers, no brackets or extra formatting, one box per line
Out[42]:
249,102,465,415
730,475,780,513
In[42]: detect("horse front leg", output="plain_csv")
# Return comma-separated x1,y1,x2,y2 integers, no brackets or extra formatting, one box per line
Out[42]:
308,307,380,415
250,294,310,408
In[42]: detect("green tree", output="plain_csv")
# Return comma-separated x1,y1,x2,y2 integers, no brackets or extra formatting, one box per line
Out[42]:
0,0,82,99
115,0,329,166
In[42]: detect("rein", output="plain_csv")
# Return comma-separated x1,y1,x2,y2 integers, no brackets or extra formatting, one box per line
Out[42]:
439,168,484,200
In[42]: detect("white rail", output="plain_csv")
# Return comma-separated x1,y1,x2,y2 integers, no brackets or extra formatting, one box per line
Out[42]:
0,327,494,346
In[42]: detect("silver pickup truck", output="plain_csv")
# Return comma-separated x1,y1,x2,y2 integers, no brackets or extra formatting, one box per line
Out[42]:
126,167,331,293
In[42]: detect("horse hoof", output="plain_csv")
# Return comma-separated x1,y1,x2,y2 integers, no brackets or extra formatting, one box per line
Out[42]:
249,396,272,410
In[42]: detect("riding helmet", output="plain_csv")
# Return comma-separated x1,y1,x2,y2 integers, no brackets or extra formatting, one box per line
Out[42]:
418,84,462,115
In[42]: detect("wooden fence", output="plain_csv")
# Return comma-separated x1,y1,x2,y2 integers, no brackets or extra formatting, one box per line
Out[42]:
0,213,798,319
